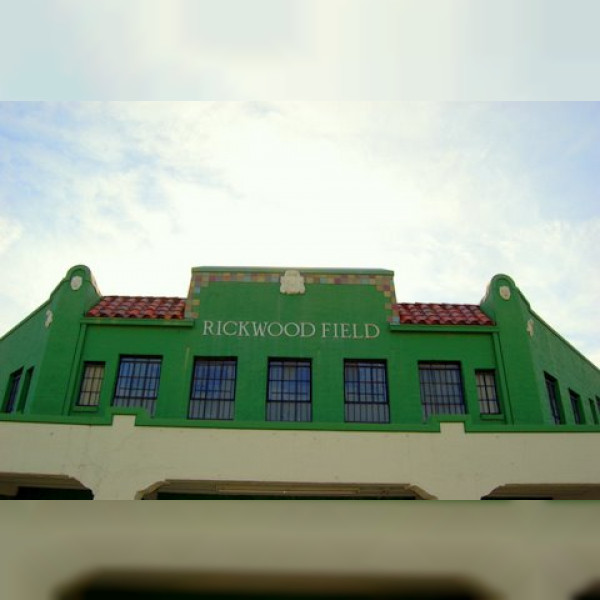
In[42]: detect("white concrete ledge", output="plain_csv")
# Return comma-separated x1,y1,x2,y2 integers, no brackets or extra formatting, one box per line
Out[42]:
1,418,600,500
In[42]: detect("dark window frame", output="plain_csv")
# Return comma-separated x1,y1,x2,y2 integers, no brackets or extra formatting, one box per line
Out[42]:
189,357,237,420
544,372,563,425
418,362,466,419
266,358,312,422
475,369,501,415
344,359,390,423
77,362,106,407
588,398,599,425
113,355,162,417
3,368,23,413
569,389,584,424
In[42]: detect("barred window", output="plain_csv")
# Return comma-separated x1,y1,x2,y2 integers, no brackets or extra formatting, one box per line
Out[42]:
113,356,162,416
544,373,563,424
476,370,500,415
189,358,236,420
569,389,583,424
419,362,465,419
3,369,22,413
77,362,105,407
266,359,311,422
344,360,390,423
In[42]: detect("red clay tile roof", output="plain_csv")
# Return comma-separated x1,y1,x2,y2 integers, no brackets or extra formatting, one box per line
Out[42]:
393,303,494,326
86,296,186,320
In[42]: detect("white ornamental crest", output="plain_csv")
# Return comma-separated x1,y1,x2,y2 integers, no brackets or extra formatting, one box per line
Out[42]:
499,285,511,300
280,270,305,295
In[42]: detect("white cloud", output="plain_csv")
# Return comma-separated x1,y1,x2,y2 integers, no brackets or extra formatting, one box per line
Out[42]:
0,216,22,254
0,102,598,369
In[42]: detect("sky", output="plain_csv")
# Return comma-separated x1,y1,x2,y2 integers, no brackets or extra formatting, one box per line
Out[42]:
1,101,599,367
0,2,599,367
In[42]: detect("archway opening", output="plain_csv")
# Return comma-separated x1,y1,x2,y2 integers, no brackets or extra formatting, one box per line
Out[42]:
0,473,93,499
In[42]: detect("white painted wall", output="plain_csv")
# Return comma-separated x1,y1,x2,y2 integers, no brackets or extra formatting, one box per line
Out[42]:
1,418,600,500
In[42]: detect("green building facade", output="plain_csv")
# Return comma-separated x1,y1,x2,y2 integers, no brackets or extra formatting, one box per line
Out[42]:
2,265,599,431
1,265,599,501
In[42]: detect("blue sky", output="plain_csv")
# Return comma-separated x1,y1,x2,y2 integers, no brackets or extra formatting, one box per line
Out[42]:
1,101,599,367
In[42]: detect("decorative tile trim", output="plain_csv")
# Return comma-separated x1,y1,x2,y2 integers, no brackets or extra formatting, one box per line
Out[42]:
185,270,397,320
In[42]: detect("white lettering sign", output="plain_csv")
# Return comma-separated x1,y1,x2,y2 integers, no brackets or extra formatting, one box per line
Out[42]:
200,320,380,340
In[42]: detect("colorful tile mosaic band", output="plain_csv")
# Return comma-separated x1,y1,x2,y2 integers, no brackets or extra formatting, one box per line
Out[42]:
184,270,397,320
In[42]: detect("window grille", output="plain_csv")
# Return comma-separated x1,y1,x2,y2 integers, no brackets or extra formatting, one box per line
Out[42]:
344,360,390,423
3,369,22,413
569,389,583,424
419,362,465,419
475,370,500,415
544,373,563,424
113,356,162,416
77,362,105,407
189,358,236,420
266,359,311,422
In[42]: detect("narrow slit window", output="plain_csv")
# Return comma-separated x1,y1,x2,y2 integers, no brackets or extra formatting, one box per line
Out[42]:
544,373,563,424
19,367,34,410
3,368,22,413
476,370,501,415
569,389,584,424
588,398,598,425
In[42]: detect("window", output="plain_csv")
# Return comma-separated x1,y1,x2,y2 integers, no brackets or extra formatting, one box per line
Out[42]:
419,362,465,419
189,358,236,420
21,367,34,408
2,368,22,413
266,359,311,422
569,389,584,424
344,360,390,423
113,356,162,416
544,373,563,424
589,398,598,425
77,362,105,407
475,370,501,415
